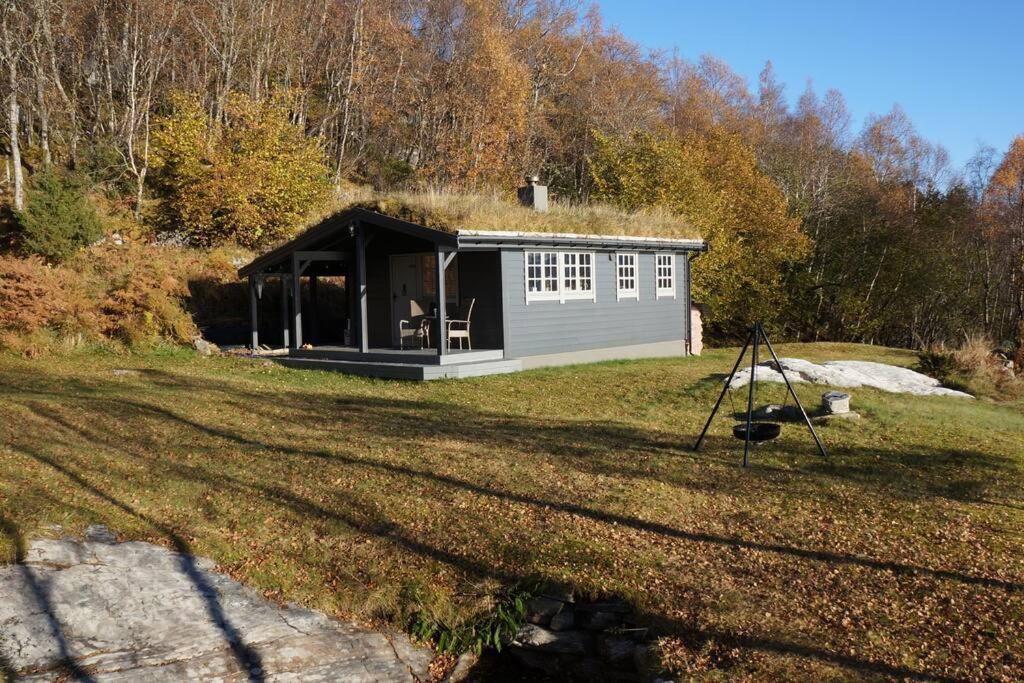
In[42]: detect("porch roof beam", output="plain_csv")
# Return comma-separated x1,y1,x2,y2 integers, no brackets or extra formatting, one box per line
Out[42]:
294,250,347,262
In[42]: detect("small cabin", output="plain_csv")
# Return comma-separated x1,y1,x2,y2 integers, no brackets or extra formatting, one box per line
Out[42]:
238,193,707,380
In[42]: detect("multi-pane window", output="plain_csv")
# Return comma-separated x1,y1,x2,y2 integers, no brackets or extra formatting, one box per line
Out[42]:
656,253,675,298
616,253,638,300
526,251,560,300
526,251,595,303
562,252,594,300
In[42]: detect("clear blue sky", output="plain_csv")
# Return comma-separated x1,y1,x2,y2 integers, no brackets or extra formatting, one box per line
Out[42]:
594,0,1023,171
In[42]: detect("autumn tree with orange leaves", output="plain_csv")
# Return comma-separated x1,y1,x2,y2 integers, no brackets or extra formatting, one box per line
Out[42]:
0,0,1022,349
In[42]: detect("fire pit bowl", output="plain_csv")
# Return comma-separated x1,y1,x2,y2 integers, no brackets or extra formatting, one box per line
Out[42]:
732,422,781,442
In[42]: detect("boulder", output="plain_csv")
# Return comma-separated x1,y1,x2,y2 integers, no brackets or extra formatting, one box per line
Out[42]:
513,624,593,655
575,600,631,614
729,358,973,398
579,610,622,631
0,533,431,681
597,635,636,667
541,586,575,604
549,609,575,631
84,524,117,544
193,337,219,356
525,595,564,625
446,652,478,682
821,391,850,414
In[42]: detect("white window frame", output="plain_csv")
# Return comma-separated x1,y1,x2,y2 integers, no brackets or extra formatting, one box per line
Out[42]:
525,251,561,302
525,251,597,304
616,252,639,301
656,253,676,299
561,251,596,302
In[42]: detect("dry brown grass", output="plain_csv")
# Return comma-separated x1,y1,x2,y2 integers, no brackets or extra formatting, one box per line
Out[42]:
319,188,700,239
0,242,254,354
0,256,98,354
919,334,1022,399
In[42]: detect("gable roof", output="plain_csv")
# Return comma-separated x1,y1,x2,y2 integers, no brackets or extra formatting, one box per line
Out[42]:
345,192,701,239
237,208,457,277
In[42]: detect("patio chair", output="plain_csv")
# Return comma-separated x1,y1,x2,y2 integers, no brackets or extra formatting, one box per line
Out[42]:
446,298,475,350
399,298,430,349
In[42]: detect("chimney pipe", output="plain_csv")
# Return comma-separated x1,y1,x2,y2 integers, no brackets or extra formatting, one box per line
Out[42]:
518,175,548,212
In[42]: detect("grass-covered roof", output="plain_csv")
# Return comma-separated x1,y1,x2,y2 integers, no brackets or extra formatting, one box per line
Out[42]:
326,190,700,240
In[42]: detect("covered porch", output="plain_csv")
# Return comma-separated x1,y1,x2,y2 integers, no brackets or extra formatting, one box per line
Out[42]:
238,209,513,378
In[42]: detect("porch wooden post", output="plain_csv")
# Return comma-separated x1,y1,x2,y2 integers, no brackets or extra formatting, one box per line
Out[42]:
435,246,447,357
309,275,319,345
346,262,356,347
291,254,302,348
280,275,290,349
248,274,259,352
355,222,369,353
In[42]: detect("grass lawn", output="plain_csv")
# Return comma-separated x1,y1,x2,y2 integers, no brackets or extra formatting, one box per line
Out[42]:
1,343,1022,680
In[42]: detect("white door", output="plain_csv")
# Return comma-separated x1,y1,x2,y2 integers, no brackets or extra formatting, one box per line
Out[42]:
390,254,421,346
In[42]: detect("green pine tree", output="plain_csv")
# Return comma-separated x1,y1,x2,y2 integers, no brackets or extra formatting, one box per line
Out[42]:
16,169,103,263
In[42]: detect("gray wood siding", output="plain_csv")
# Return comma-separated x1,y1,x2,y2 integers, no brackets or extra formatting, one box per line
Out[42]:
500,249,688,358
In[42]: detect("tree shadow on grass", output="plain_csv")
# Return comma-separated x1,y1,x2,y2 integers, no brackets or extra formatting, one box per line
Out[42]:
646,618,972,683
9,449,971,683
17,388,1024,596
12,361,1019,506
0,515,96,682
4,365,1023,681
0,445,265,683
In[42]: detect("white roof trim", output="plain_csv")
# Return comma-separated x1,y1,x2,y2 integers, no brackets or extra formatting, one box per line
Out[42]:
456,229,705,248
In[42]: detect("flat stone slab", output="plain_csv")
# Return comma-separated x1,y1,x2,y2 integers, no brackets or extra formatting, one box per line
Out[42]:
0,528,430,682
728,358,973,398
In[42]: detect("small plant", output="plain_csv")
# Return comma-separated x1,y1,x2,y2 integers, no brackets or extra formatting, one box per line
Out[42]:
15,169,103,264
917,346,959,383
408,586,531,656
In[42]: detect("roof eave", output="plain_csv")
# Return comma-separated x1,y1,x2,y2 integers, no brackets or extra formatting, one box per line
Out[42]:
455,230,707,251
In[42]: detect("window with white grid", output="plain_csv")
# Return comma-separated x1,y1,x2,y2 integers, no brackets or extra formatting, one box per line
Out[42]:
526,251,595,303
526,251,560,301
616,252,638,300
656,253,675,298
562,252,595,300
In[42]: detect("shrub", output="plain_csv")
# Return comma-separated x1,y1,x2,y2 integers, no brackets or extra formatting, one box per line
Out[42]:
0,240,255,355
151,91,331,248
0,255,98,354
918,335,1022,399
72,243,213,346
15,169,103,263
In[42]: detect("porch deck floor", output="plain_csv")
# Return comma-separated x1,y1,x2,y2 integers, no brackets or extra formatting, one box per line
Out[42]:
289,346,505,366
275,353,520,381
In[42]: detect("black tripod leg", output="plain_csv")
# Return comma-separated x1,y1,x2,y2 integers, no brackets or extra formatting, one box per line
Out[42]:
759,326,829,459
693,328,754,451
743,324,759,467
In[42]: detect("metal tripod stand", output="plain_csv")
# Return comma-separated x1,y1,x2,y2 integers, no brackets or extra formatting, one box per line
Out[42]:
693,322,828,467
